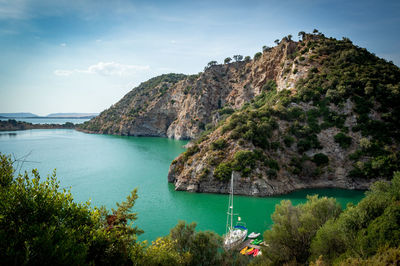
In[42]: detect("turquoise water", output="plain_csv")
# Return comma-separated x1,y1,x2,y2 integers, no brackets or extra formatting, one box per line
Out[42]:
0,118,90,124
0,129,365,241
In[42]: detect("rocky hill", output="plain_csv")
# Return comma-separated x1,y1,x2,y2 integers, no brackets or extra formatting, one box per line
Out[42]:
80,31,400,196
167,32,400,195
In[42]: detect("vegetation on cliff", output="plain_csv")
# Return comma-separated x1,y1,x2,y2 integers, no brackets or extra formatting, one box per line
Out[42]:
169,31,400,194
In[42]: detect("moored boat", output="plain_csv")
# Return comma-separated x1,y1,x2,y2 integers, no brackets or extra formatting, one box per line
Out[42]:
223,172,248,250
248,232,260,238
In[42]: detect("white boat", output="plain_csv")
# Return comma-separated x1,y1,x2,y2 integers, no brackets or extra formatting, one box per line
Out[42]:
224,172,248,250
248,232,260,238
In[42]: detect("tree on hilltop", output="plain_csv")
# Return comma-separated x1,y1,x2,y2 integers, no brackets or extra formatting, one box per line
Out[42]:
224,57,232,64
233,55,243,62
298,31,306,40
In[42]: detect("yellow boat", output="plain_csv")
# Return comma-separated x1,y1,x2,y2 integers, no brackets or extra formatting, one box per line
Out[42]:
246,248,254,255
240,246,249,255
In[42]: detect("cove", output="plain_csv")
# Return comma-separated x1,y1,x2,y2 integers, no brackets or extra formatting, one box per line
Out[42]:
0,129,365,241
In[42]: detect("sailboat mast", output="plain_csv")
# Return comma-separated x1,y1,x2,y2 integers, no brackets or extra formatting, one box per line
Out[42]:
226,172,234,236
230,173,233,231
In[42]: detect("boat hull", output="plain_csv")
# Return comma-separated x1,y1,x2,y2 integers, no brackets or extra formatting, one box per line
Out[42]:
224,228,248,250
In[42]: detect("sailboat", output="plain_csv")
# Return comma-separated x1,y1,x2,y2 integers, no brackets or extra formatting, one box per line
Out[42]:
224,172,248,250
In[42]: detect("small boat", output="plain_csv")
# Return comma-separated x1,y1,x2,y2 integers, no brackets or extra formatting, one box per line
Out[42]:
252,239,262,245
248,232,260,238
240,246,249,255
246,248,254,255
224,173,248,250
253,249,259,257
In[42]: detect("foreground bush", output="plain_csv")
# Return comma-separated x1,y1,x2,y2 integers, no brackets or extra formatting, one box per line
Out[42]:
0,153,143,265
260,195,342,265
310,171,400,264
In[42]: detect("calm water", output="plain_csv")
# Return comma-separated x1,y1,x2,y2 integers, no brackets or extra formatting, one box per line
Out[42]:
0,118,91,124
0,129,365,241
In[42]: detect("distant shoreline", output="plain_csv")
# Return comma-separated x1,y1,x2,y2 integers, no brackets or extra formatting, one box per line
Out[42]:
0,116,96,119
0,119,76,131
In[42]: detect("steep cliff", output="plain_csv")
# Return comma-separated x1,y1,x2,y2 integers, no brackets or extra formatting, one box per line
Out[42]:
78,39,299,139
168,33,400,195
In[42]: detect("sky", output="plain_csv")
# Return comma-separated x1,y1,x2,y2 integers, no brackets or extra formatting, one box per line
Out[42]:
0,0,399,116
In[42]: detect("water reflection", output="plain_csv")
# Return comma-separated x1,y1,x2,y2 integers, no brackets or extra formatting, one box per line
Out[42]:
0,132,18,138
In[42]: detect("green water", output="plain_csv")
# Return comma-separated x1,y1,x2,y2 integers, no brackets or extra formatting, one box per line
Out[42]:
0,129,365,241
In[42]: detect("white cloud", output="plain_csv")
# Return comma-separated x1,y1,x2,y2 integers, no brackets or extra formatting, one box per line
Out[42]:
54,69,73,76
54,61,150,77
60,43,66,47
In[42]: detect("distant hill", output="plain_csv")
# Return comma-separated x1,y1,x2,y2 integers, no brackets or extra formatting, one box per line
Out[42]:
0,112,39,118
0,119,75,131
46,113,98,118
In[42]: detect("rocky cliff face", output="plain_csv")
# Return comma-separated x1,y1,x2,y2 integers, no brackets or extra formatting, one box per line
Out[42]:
79,39,300,139
167,33,400,196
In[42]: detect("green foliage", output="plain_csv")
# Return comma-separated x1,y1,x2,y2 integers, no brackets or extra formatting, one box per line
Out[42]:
352,152,400,180
64,122,74,128
283,135,295,147
210,138,227,151
0,154,13,187
296,35,400,146
168,221,223,266
224,57,232,64
207,61,218,68
218,106,234,115
261,79,277,91
214,162,232,181
199,168,210,180
297,134,321,153
334,132,352,149
263,195,342,265
313,153,329,166
231,150,256,177
143,237,191,265
183,86,192,95
254,52,262,60
182,145,200,161
310,171,400,264
339,246,400,266
0,153,143,265
233,55,243,62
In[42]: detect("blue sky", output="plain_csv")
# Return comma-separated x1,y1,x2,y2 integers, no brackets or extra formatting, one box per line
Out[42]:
0,0,399,115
